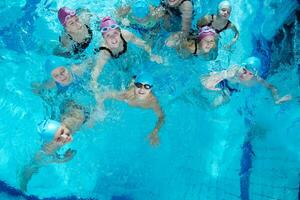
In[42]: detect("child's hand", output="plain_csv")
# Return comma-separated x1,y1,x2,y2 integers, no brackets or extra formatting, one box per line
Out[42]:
275,95,292,104
148,130,160,146
121,18,130,26
62,149,77,161
200,76,222,91
150,54,163,64
31,82,42,94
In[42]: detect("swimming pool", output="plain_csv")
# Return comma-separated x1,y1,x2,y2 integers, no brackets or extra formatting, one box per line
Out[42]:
0,0,299,199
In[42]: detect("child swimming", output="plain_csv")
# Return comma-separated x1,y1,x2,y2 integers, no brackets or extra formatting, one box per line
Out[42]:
167,26,218,60
201,57,292,106
115,0,165,43
91,17,162,104
101,72,164,146
197,1,239,49
54,7,93,57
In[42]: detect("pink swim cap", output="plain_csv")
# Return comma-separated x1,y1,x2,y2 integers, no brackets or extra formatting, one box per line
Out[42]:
198,26,216,41
100,16,118,30
58,7,76,26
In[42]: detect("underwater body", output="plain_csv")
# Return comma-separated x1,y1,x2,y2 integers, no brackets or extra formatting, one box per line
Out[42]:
0,0,299,199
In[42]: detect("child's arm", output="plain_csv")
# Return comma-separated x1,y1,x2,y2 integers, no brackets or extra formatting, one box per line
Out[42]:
226,23,239,49
256,76,292,104
148,99,165,146
122,30,163,64
31,80,56,95
200,66,239,90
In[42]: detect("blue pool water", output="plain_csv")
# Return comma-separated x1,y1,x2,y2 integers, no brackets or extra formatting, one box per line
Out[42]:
0,0,299,199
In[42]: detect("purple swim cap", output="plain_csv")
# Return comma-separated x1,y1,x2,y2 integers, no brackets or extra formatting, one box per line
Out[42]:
58,7,76,26
100,16,118,30
198,26,216,41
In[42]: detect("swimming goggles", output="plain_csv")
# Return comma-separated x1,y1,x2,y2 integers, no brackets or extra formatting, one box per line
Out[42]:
198,26,216,35
134,82,152,90
63,12,77,25
100,24,119,33
238,67,253,79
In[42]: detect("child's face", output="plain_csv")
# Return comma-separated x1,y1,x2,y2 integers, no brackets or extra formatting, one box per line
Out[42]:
134,82,152,100
65,16,83,33
51,67,71,85
55,126,73,145
219,7,231,19
200,36,216,53
238,68,254,81
103,30,121,49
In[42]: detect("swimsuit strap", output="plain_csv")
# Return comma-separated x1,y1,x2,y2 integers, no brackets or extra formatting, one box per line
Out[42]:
219,79,239,96
68,24,93,41
94,47,114,57
200,15,231,34
67,24,92,41
86,24,93,36
67,24,93,54
215,20,231,34
94,33,128,59
208,14,214,26
162,0,192,17
193,39,197,55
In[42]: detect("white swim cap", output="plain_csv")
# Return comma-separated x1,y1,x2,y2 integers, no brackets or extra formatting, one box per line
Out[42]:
218,1,231,10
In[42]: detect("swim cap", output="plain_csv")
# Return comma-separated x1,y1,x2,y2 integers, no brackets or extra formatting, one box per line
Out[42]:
100,16,118,31
218,1,231,10
134,72,154,86
243,56,262,69
131,1,150,19
198,26,216,41
44,56,69,75
37,119,61,142
242,56,262,75
58,7,76,26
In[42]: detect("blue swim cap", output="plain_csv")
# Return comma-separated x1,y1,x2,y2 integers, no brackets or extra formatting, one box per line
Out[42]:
243,57,261,69
44,56,69,75
134,72,154,86
131,1,150,19
242,56,262,74
37,119,61,142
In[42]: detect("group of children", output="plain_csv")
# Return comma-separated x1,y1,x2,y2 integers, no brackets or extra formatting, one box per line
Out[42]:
19,0,292,192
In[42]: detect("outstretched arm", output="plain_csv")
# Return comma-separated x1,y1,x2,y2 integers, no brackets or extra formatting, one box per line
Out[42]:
180,1,193,36
19,142,75,192
149,100,165,146
256,77,292,104
153,5,166,19
31,80,56,95
91,52,111,104
115,6,131,26
115,6,131,18
77,8,92,25
19,161,40,192
102,90,128,101
200,66,239,90
71,58,94,76
226,23,239,48
19,140,63,192
122,30,163,64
